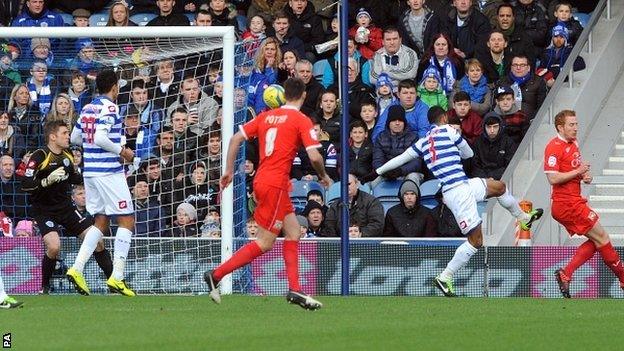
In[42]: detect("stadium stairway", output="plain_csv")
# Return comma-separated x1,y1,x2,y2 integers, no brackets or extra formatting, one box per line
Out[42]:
484,0,624,246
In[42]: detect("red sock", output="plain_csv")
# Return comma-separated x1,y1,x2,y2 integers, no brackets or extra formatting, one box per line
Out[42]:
213,241,263,281
564,240,596,278
597,241,624,284
283,240,301,291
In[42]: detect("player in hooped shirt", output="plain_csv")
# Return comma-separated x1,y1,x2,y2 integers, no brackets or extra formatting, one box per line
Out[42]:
545,110,624,298
367,107,543,296
67,70,136,297
205,78,332,309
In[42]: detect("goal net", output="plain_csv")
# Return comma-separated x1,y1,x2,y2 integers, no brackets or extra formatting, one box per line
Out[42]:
0,26,253,294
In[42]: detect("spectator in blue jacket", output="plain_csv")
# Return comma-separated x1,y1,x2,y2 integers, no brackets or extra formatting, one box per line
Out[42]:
11,0,64,52
120,79,163,160
247,37,281,114
537,22,586,88
131,175,166,237
372,79,429,142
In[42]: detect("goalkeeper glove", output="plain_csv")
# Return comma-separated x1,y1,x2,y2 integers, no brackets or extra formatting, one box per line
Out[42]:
41,167,67,187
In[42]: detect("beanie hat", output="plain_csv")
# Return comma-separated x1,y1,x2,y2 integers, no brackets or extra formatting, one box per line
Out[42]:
552,22,569,41
177,203,198,221
356,8,372,20
30,37,51,52
302,200,324,217
14,220,34,236
76,38,94,52
386,104,406,128
376,73,394,91
494,85,514,99
420,66,442,85
296,215,309,228
399,179,419,199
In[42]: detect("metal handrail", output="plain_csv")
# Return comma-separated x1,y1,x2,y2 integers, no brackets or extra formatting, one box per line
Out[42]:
485,0,612,241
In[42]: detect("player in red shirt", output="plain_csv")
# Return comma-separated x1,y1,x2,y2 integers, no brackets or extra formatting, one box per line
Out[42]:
204,78,332,309
544,109,624,298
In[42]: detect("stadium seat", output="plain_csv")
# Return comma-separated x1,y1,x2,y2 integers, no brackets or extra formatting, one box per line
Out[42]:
419,179,441,209
313,59,328,84
359,182,372,194
130,13,157,26
326,182,341,203
372,179,402,199
59,13,73,26
574,13,590,28
290,180,324,211
90,13,110,27
381,200,399,215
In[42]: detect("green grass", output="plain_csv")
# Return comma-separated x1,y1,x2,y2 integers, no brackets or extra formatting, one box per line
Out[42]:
3,295,624,350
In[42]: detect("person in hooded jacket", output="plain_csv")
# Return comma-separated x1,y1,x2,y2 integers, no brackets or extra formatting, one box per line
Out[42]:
383,178,436,237
176,161,218,221
471,111,517,180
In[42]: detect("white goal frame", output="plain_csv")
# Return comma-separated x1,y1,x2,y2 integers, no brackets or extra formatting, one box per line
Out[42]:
0,26,237,294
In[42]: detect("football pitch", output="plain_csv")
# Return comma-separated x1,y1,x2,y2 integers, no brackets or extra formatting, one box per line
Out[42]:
3,295,623,350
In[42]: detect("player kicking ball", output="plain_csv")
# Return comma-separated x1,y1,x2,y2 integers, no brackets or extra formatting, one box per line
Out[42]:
21,120,113,295
0,274,22,308
365,107,543,297
204,78,332,310
68,70,136,297
545,110,624,298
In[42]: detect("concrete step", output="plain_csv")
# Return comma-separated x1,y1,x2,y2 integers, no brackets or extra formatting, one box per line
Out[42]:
613,144,624,157
602,169,624,176
595,184,624,195
592,211,624,226
588,195,624,209
608,156,624,170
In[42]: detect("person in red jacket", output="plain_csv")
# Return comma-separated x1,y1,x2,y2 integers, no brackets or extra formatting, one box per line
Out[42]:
348,8,383,60
447,91,483,145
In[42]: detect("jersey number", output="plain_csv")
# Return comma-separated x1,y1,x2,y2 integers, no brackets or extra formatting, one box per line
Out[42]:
265,127,278,156
428,134,437,164
81,116,97,144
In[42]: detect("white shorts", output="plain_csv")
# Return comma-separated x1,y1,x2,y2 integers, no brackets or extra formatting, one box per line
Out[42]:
442,178,487,235
84,173,134,216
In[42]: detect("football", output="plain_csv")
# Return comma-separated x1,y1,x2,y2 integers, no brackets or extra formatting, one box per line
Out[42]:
262,84,286,109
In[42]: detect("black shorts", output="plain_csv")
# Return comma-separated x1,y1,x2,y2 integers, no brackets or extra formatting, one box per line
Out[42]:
33,207,93,237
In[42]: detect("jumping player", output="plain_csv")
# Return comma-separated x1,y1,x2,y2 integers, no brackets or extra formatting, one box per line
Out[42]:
21,120,113,294
366,106,543,296
68,70,136,297
204,77,332,309
545,110,624,298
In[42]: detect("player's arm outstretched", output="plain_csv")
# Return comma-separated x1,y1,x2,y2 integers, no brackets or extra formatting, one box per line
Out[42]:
21,149,68,191
361,147,420,183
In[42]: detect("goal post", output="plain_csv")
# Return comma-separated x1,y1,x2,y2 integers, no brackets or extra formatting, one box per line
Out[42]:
0,26,243,295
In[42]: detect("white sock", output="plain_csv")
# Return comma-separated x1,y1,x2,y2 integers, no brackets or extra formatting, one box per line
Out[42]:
73,226,104,273
497,188,530,222
112,227,133,280
439,241,479,281
0,275,7,301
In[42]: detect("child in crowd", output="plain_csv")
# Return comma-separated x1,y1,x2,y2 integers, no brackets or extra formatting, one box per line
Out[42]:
72,39,100,82
492,85,528,145
297,215,309,239
551,1,583,46
173,203,200,237
348,8,382,60
246,217,258,238
418,66,448,110
242,15,267,42
68,71,92,113
375,73,396,116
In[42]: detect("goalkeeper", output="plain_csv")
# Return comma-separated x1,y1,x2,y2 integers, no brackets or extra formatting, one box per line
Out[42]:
21,120,113,295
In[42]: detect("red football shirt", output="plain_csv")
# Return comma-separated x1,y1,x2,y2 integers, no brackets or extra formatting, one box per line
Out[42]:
543,135,583,201
240,105,321,189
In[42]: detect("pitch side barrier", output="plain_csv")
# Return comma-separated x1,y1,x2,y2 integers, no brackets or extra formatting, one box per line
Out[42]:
1,237,622,298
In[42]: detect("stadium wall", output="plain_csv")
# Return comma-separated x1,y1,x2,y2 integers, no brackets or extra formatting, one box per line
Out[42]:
2,237,622,298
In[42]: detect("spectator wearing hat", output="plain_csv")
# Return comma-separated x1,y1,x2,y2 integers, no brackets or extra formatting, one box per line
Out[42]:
69,38,101,82
397,0,444,58
30,37,54,67
176,161,218,221
302,199,325,237
447,91,483,145
374,73,397,116
72,8,90,27
372,105,422,185
372,79,430,142
296,215,311,238
383,178,436,237
417,66,448,110
496,53,547,120
370,27,419,89
11,0,64,52
537,22,586,88
322,173,384,237
283,0,325,62
550,1,583,47
146,0,190,26
492,84,528,144
131,174,166,237
348,8,383,60
14,219,35,237
471,111,517,180
172,202,200,237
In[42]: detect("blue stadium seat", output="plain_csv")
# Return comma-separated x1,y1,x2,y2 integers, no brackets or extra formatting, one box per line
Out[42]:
90,13,110,27
477,201,488,216
59,13,73,26
313,59,328,83
574,13,590,28
326,182,341,204
372,179,402,199
419,179,441,209
290,180,323,199
381,200,399,215
359,182,372,194
130,13,156,26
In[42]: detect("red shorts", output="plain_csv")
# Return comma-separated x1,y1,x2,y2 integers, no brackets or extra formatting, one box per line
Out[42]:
253,182,294,235
551,199,599,236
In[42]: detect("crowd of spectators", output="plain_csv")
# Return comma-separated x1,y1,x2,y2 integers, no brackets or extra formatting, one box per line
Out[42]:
0,0,596,238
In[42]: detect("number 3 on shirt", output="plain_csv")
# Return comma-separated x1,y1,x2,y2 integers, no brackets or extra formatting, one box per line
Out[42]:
81,116,97,144
265,127,278,156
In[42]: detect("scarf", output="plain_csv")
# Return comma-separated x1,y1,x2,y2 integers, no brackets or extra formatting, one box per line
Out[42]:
459,75,489,103
28,76,53,116
508,71,532,104
430,56,456,94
